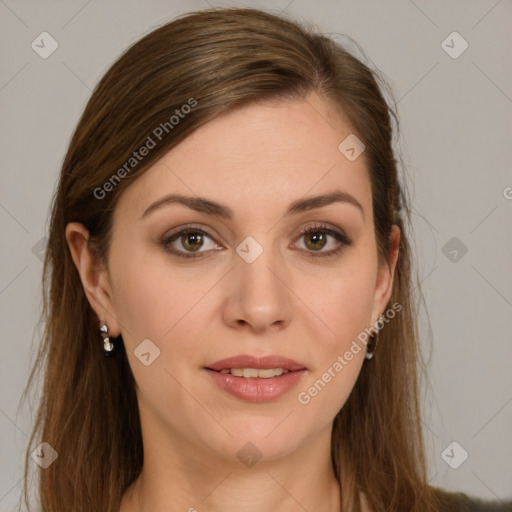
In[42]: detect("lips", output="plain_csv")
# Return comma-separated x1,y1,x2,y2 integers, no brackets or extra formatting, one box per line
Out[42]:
204,354,307,402
205,354,306,372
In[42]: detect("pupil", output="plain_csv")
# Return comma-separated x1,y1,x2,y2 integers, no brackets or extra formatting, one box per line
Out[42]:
307,232,325,250
183,232,202,251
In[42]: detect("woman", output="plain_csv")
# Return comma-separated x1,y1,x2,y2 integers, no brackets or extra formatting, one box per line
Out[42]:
21,7,509,512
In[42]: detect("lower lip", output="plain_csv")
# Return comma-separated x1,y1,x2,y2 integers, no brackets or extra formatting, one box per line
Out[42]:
205,369,306,403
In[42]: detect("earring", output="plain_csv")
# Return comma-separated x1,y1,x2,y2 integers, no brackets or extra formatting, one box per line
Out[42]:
99,320,115,355
365,314,385,360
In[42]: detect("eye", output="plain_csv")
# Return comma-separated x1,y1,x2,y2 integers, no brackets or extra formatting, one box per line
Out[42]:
161,222,352,260
161,224,220,259
293,223,352,258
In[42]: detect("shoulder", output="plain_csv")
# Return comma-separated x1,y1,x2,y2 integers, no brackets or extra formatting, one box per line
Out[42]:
433,487,512,512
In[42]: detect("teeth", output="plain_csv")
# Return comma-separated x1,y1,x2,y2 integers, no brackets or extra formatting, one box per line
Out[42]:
218,368,290,378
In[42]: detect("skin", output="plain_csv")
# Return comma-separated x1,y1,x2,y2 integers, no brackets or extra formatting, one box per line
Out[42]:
66,91,400,512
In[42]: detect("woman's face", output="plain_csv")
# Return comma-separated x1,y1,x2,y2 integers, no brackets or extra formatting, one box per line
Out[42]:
74,92,399,466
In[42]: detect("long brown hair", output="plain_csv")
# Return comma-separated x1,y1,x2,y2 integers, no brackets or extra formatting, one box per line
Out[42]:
21,7,446,511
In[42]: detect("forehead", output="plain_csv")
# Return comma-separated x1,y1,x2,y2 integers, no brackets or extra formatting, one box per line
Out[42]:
114,92,371,222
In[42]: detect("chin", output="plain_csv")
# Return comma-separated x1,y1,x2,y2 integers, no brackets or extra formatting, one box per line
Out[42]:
201,421,307,465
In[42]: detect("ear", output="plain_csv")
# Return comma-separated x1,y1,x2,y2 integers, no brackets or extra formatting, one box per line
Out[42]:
370,224,401,325
65,222,121,337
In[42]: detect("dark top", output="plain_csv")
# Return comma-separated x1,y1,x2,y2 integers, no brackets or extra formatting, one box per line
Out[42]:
439,490,512,511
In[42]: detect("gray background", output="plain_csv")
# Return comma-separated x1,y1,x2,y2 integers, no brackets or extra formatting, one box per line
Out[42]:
1,0,511,509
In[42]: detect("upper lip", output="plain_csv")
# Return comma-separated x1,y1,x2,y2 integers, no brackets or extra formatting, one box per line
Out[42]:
206,354,306,372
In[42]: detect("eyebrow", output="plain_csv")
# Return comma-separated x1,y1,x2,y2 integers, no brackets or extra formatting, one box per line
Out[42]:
140,190,364,220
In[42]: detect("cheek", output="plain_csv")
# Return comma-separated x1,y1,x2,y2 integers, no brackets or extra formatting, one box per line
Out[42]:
291,251,377,417
293,282,371,427
109,250,217,409
298,252,378,353
110,244,219,346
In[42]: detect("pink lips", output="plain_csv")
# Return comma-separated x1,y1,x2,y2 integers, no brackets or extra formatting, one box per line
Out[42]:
206,354,306,372
205,354,307,403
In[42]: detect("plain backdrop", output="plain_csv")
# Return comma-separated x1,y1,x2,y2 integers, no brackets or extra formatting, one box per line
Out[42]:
1,0,511,509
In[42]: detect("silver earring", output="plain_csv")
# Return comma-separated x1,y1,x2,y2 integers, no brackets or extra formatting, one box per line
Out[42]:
99,321,114,355
365,314,385,360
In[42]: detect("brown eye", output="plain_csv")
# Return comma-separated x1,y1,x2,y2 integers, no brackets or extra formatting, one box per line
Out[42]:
180,231,204,252
294,224,352,258
161,225,220,259
304,231,328,251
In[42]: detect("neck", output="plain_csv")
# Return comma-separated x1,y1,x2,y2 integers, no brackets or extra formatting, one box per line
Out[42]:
120,424,341,512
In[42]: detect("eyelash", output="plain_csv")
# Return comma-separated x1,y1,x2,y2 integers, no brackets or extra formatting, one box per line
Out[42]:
161,222,352,260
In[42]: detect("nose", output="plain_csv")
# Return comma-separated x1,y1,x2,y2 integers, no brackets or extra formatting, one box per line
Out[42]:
222,242,292,334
